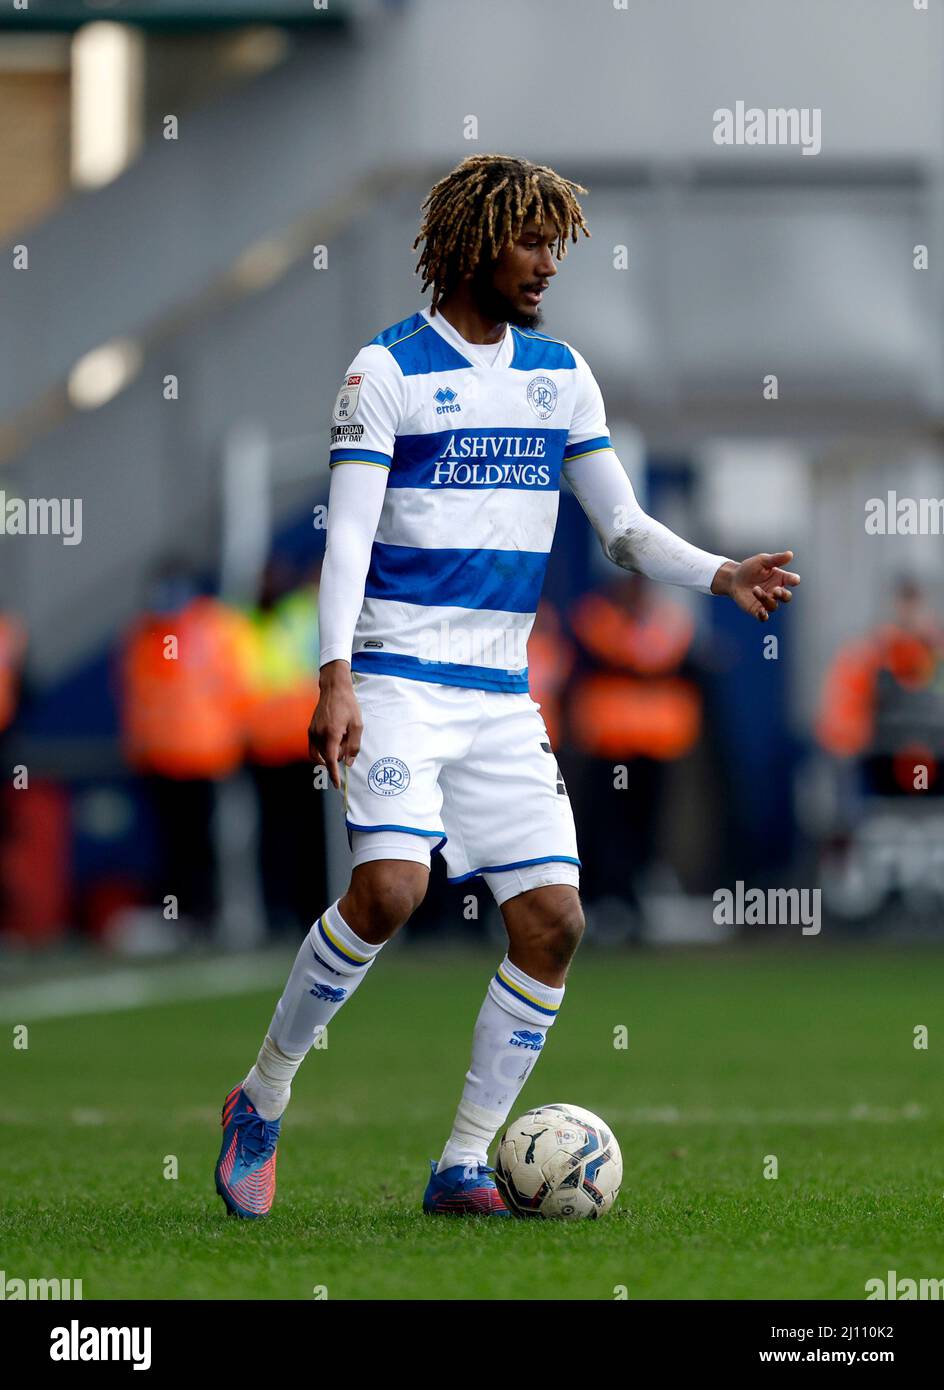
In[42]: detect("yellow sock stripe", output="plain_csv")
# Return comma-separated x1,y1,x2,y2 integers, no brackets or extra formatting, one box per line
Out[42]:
319,912,373,966
496,964,560,1014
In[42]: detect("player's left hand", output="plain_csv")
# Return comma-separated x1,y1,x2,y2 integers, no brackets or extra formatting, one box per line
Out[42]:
713,551,801,622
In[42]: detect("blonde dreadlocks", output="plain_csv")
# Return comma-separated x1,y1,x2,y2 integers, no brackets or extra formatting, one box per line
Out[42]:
413,154,590,314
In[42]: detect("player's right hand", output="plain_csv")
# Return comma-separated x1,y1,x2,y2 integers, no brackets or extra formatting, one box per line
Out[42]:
309,662,363,790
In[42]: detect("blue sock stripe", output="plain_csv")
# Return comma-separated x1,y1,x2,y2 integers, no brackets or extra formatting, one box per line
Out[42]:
317,913,373,968
493,967,560,1017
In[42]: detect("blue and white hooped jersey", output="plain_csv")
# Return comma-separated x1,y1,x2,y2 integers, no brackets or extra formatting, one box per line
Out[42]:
328,307,611,693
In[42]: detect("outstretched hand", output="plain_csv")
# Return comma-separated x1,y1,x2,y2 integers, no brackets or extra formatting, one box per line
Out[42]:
712,551,801,622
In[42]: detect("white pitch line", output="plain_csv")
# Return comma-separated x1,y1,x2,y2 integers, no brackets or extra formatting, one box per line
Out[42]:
0,953,291,1023
605,1103,927,1125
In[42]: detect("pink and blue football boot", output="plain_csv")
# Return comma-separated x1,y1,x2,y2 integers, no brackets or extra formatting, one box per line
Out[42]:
422,1160,511,1216
215,1085,281,1219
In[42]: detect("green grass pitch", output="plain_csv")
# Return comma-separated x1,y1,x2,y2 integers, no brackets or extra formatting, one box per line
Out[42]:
2,944,942,1300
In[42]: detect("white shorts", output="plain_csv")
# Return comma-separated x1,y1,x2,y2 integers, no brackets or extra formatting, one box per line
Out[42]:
342,672,580,904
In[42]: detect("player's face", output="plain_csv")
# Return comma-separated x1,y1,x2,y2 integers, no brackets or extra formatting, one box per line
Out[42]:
474,219,559,328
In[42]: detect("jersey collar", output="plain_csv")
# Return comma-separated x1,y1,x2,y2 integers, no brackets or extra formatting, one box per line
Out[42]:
422,307,513,370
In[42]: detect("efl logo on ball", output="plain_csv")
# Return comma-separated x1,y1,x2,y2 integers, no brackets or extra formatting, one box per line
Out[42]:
367,756,411,796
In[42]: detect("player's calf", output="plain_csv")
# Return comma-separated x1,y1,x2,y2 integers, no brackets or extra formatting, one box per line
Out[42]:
216,862,428,1218
426,884,583,1208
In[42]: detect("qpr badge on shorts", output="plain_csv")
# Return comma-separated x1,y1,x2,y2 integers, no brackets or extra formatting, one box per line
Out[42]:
367,756,411,797
333,372,364,423
527,374,558,420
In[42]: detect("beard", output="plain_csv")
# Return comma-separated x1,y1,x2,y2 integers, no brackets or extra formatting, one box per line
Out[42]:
470,263,544,329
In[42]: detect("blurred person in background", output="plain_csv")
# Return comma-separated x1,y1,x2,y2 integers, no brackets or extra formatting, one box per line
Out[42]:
816,575,944,796
245,559,325,938
119,560,255,937
527,598,574,750
566,574,703,927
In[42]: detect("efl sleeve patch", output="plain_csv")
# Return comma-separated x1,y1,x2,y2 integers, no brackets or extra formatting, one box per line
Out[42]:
328,346,403,461
333,372,365,423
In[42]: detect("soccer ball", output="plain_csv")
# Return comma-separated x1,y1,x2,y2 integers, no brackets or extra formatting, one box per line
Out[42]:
495,1102,622,1219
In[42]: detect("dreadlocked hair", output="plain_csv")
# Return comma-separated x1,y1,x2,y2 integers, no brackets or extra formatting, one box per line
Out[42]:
413,154,590,313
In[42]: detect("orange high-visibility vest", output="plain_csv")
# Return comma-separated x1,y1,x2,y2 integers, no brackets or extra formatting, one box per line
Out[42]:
569,591,701,760
121,598,254,779
569,673,702,760
245,588,320,766
570,590,695,674
528,627,574,749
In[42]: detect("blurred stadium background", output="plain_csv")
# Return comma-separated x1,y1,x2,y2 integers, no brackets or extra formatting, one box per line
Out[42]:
2,0,943,970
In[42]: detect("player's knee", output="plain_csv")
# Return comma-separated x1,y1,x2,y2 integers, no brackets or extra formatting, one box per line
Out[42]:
378,873,427,932
541,901,585,968
511,888,585,969
343,862,428,941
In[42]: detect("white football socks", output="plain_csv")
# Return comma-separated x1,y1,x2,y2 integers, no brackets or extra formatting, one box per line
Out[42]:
242,1033,306,1121
242,900,383,1121
437,956,564,1173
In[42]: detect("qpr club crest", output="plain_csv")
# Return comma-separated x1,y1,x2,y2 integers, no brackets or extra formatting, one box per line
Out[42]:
367,756,411,797
527,374,558,420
